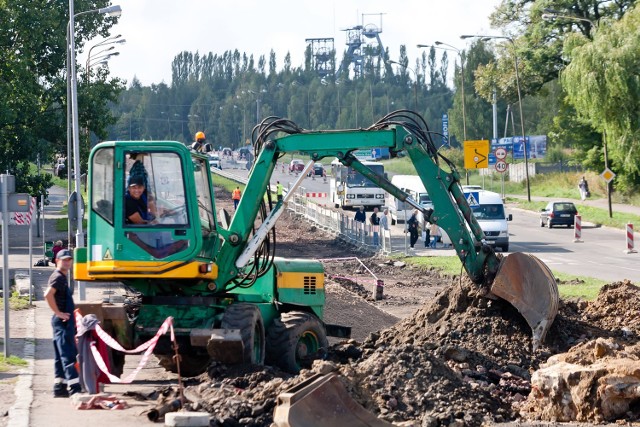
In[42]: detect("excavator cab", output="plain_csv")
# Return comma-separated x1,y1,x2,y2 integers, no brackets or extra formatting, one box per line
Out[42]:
80,142,220,286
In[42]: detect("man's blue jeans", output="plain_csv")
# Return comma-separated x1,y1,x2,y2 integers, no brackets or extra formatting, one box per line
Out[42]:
52,316,80,391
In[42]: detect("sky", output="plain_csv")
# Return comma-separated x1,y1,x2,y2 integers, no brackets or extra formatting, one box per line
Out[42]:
80,0,503,87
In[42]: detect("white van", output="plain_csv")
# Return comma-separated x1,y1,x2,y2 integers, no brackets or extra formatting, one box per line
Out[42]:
463,189,512,252
389,175,433,224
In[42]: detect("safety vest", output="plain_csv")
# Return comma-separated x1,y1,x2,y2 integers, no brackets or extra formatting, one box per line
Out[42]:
232,189,242,200
276,184,283,196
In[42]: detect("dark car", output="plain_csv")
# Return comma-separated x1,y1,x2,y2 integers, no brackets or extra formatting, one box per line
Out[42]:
307,164,325,177
540,201,578,228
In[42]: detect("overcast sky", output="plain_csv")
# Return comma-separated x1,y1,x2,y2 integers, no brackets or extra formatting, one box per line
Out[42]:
80,0,502,86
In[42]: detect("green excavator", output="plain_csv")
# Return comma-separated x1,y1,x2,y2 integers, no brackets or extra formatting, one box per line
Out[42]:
75,111,558,423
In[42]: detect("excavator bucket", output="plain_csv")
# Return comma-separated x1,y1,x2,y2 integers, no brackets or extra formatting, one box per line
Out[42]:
490,252,559,350
273,373,393,427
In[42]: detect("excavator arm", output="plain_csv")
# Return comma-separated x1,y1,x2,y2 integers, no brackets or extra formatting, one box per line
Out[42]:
218,114,557,349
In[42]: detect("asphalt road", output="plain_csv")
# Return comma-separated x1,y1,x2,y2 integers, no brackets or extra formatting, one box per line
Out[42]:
219,158,640,283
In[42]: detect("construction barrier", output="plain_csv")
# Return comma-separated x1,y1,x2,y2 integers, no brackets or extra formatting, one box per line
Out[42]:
626,223,637,254
573,214,583,243
75,311,175,384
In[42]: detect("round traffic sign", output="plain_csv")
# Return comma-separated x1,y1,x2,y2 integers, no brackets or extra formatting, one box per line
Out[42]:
495,160,508,173
494,147,507,160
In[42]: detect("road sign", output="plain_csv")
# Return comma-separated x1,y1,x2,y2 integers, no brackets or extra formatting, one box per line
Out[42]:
463,140,489,169
494,147,507,160
465,192,480,206
601,168,616,183
495,160,508,173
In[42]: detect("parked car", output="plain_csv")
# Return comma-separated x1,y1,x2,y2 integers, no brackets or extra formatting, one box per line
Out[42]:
540,201,578,228
209,154,222,170
222,147,233,157
307,164,325,177
289,159,304,172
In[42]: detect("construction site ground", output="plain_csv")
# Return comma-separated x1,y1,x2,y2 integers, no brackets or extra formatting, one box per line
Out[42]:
0,185,638,426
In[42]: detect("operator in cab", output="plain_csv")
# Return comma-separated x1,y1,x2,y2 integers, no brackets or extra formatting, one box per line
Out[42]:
125,176,156,224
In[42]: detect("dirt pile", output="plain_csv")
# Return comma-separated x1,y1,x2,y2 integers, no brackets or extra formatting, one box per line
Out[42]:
517,281,640,423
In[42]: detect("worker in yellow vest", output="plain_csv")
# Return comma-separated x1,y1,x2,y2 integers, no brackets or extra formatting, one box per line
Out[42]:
276,181,284,202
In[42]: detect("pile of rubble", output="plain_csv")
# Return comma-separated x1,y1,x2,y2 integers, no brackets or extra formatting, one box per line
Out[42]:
179,277,640,426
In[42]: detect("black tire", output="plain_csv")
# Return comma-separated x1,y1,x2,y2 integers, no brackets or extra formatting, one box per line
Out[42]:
547,219,553,229
157,353,210,377
540,219,545,227
501,245,509,252
221,303,265,365
266,311,329,374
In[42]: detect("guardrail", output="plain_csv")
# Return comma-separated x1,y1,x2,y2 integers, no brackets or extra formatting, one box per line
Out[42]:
211,167,388,254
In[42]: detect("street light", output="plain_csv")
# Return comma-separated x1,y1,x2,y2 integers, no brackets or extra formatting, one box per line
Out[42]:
418,42,468,182
68,2,122,300
86,35,125,80
461,34,531,202
386,60,418,111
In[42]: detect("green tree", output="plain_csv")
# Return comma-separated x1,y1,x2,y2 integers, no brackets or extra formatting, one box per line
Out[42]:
0,0,122,198
562,5,640,190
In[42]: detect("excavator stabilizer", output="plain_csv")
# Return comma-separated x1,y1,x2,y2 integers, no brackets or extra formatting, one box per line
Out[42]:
490,252,559,350
273,373,393,427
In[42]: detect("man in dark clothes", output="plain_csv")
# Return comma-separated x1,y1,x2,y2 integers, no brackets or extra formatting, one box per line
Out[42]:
125,175,155,224
44,249,82,397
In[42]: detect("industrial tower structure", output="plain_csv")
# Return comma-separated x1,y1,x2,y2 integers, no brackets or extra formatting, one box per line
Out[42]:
305,37,335,78
335,13,387,79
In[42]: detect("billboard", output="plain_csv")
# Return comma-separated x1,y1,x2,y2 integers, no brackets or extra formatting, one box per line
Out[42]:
488,135,547,165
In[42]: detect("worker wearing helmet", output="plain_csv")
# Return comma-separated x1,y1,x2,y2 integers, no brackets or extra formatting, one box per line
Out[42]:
191,131,207,153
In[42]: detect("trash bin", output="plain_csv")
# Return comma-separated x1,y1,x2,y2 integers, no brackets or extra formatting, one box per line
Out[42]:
44,241,54,259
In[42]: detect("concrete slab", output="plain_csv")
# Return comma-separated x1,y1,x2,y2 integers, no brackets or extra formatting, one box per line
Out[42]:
164,411,210,426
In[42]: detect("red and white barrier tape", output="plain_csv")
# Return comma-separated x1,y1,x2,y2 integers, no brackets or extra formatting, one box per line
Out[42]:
75,312,175,384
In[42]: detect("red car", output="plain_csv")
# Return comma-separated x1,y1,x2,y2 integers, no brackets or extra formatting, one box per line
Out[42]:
289,159,304,172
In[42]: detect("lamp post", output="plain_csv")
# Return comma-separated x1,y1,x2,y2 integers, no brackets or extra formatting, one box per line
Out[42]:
86,35,125,80
386,60,417,111
461,34,531,202
68,2,121,299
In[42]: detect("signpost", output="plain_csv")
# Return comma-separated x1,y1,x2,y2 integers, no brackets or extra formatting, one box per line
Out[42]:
494,148,508,198
463,140,489,169
1,174,31,357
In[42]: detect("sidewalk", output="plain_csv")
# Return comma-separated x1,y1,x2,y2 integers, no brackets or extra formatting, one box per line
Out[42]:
1,185,177,427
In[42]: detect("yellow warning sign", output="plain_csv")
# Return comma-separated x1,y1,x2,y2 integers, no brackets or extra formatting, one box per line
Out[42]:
464,140,490,169
103,248,113,260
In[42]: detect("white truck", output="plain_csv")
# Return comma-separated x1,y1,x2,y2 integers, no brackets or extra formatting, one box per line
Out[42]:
388,174,433,224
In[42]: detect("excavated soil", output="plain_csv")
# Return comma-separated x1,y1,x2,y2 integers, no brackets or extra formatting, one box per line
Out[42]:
179,190,640,426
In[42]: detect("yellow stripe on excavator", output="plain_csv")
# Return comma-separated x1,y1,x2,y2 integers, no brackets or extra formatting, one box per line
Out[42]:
76,260,218,281
277,272,324,289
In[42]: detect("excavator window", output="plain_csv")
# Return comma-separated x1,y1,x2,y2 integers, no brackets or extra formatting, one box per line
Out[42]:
122,151,190,259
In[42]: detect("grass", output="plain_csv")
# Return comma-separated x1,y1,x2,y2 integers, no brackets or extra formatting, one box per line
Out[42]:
397,255,605,301
511,199,640,229
212,174,245,193
0,354,28,373
0,292,33,310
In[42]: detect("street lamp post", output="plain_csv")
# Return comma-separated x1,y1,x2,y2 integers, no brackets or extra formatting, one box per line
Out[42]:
461,34,531,202
68,2,121,299
386,60,418,111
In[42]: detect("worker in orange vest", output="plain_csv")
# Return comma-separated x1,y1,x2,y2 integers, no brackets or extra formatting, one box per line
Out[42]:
232,186,242,210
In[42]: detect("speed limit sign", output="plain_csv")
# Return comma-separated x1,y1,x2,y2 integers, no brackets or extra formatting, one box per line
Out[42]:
495,160,508,173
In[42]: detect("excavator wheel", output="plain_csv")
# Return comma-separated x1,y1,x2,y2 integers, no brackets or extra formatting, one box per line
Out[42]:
266,311,328,374
156,353,210,377
221,303,265,365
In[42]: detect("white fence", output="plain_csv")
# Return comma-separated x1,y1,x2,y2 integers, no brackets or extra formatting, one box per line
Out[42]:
287,187,390,255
